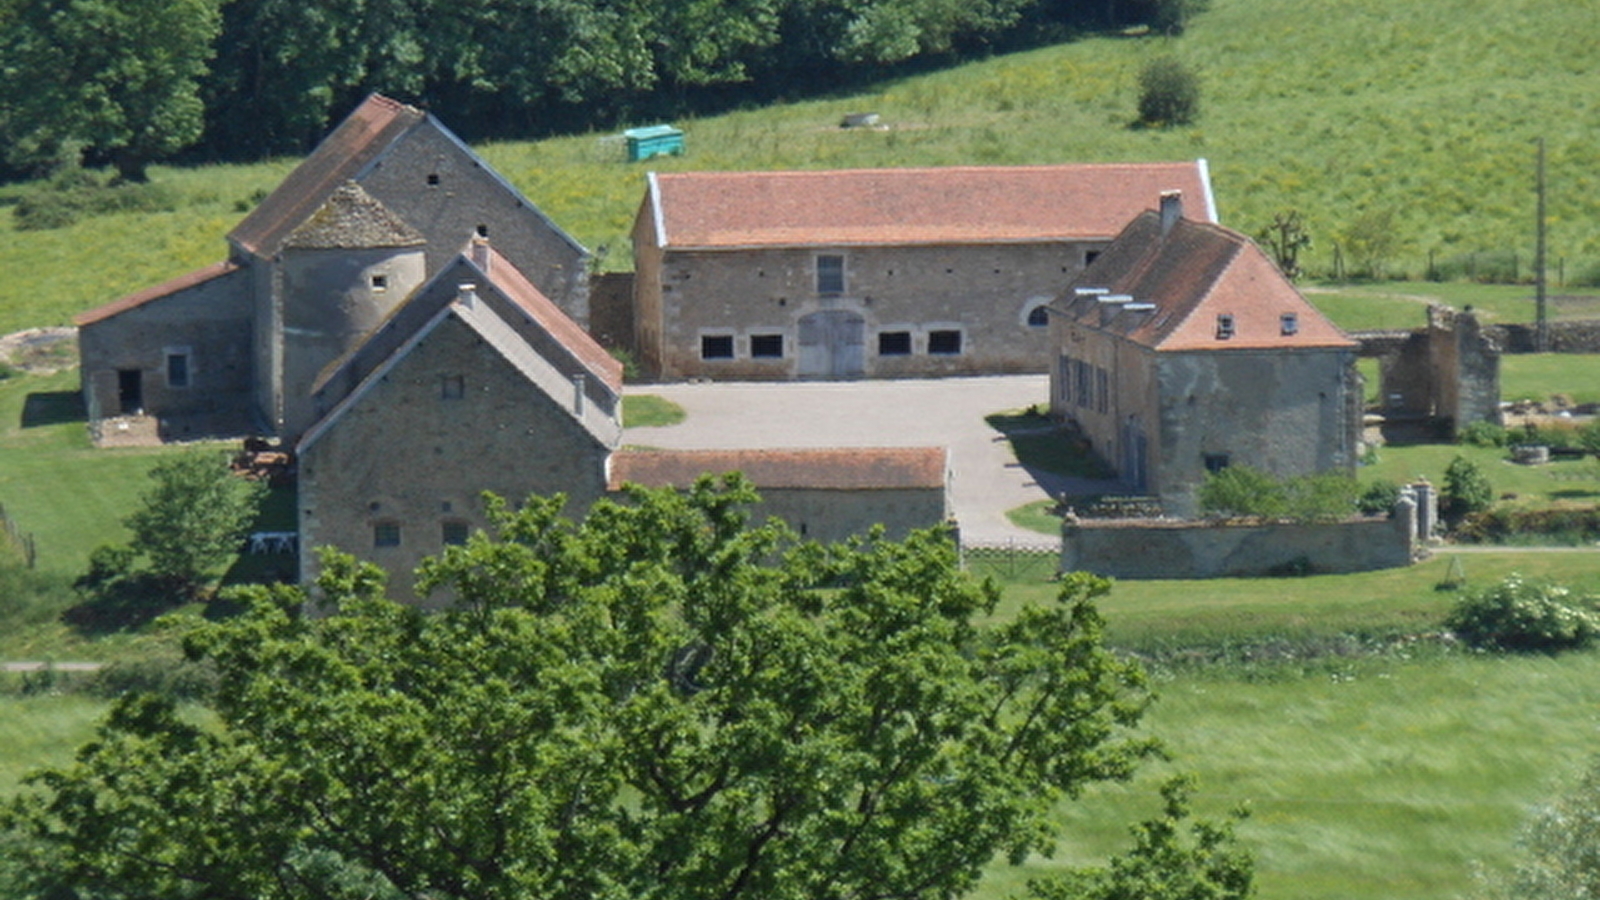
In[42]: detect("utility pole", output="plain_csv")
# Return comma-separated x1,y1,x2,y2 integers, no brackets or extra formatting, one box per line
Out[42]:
1535,137,1549,352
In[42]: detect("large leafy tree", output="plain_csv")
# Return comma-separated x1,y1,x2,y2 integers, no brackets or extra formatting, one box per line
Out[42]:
0,0,221,179
122,451,266,597
7,477,1161,900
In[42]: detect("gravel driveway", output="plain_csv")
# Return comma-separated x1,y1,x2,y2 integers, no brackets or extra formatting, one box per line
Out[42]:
623,375,1121,545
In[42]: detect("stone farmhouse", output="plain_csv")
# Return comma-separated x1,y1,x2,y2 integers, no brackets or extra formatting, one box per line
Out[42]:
630,162,1215,381
1048,193,1361,517
75,93,590,441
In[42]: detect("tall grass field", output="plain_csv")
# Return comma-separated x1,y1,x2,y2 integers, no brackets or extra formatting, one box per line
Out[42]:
3,0,1599,335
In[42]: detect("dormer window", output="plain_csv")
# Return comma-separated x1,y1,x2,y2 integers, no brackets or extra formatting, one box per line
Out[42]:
1216,314,1235,340
1280,313,1299,336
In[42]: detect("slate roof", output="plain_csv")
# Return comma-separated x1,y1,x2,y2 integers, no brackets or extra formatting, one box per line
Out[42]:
1056,212,1354,352
73,261,243,327
283,182,426,250
608,447,949,492
230,94,424,257
642,162,1215,250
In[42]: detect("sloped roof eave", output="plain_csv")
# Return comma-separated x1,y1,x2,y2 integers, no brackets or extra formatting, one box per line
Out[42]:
73,261,243,327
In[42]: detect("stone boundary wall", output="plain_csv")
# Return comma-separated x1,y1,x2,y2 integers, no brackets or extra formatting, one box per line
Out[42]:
1489,319,1600,354
1060,509,1419,580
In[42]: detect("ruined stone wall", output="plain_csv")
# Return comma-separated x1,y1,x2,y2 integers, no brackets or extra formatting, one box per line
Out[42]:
1060,510,1416,579
1490,319,1600,354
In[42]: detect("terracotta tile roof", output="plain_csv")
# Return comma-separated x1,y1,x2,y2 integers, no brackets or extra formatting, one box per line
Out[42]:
644,163,1215,249
1057,212,1354,352
283,181,425,250
73,261,242,326
608,447,948,492
229,94,424,257
479,243,624,393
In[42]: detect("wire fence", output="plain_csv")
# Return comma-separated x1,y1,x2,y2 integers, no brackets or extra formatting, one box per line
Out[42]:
961,538,1059,581
0,503,37,569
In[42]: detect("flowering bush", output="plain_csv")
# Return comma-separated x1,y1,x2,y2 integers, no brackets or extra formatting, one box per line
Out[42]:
1444,574,1600,652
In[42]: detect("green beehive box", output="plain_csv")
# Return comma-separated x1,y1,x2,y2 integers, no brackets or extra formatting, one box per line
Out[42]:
624,125,684,162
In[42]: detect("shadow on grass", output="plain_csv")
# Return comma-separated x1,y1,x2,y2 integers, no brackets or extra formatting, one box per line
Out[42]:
61,576,187,636
22,390,86,428
1549,489,1600,500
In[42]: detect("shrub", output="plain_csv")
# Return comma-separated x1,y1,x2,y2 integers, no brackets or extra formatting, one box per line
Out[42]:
1458,420,1509,448
1136,56,1200,127
1198,465,1287,519
1582,420,1600,456
1357,479,1403,516
1443,574,1600,652
1452,507,1600,546
1441,455,1493,524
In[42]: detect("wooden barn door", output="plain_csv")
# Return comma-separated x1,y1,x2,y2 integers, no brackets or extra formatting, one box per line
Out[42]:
797,310,865,379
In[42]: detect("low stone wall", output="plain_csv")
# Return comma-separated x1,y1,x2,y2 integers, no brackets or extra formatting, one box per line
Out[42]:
1060,513,1417,579
1490,319,1600,354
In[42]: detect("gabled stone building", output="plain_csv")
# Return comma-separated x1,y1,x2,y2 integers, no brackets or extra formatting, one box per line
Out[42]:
1049,193,1361,517
75,93,589,440
631,162,1215,381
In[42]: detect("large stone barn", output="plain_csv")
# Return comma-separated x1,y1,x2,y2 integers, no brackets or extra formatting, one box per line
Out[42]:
630,162,1215,381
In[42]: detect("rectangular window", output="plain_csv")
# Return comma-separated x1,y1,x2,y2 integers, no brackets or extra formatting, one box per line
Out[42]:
878,331,912,356
700,335,734,360
1096,367,1109,414
165,353,190,388
816,254,845,295
440,374,465,399
1074,360,1092,409
1216,314,1235,340
928,330,962,355
1204,453,1231,473
442,520,469,546
1280,313,1299,336
373,522,401,547
1057,356,1072,405
750,334,784,358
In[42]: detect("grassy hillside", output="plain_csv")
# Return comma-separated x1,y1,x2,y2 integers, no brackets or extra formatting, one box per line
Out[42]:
2,0,1598,335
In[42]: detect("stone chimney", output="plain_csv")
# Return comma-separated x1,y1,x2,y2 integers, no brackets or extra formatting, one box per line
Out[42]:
457,283,477,308
1160,190,1184,236
471,236,492,274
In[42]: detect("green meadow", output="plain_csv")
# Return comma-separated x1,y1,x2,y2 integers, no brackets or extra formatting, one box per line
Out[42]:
3,0,1600,336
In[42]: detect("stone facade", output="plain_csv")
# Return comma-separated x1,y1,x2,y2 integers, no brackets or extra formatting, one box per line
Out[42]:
632,164,1215,381
298,298,619,606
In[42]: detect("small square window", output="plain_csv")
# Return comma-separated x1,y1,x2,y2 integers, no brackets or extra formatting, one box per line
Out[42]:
928,330,962,355
1204,453,1231,473
1084,250,1102,267
426,173,440,186
1280,313,1299,336
371,274,388,292
816,255,845,295
1216,314,1235,339
750,334,784,358
878,331,912,356
374,522,401,547
701,335,734,360
440,374,465,399
442,520,469,546
166,353,190,388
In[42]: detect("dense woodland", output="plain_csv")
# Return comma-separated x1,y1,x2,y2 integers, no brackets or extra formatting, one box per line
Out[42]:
0,0,1196,179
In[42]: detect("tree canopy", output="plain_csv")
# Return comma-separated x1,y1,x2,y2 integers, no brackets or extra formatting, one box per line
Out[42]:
6,477,1168,900
0,0,221,179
